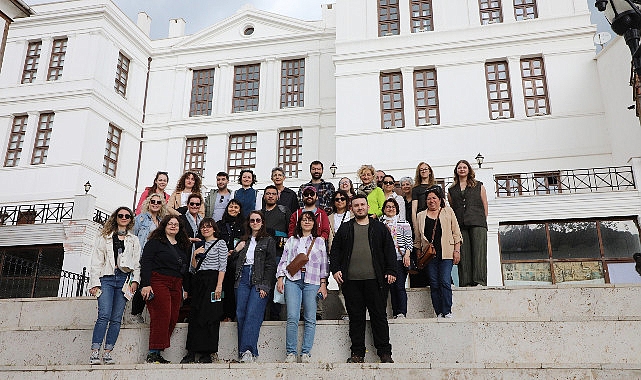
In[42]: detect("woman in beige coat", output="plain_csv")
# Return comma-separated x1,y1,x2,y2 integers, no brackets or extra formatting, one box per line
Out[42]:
415,186,462,318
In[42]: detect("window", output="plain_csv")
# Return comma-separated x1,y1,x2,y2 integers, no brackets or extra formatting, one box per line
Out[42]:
380,72,404,129
495,174,522,196
31,113,54,165
485,61,513,120
521,57,550,116
533,171,561,195
4,115,28,167
278,129,302,178
47,38,67,81
189,69,215,116
114,52,130,97
499,218,641,286
514,0,537,20
378,0,400,36
479,0,503,25
233,64,260,112
103,124,121,177
21,41,42,84
410,0,434,32
184,137,207,178
414,69,440,126
281,59,305,108
227,134,256,182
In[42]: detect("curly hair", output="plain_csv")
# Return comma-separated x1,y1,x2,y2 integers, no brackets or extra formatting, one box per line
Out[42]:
237,169,257,186
175,171,202,193
147,215,191,252
357,164,376,179
100,206,134,237
141,193,169,218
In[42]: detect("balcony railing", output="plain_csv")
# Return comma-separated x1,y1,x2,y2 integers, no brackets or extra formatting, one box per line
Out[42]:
495,166,636,197
0,202,74,226
93,209,110,225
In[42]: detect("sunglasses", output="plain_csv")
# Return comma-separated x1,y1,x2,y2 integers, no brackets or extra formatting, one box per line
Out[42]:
189,202,201,207
150,200,162,205
249,218,262,223
117,214,131,219
303,193,315,198
383,181,395,185
334,197,346,202
219,196,225,203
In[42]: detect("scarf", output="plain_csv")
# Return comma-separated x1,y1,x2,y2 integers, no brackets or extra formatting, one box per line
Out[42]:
357,182,377,196
186,212,201,238
380,214,400,254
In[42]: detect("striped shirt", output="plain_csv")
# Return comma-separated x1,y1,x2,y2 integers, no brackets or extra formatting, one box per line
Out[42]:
276,235,329,285
198,239,228,272
380,216,413,260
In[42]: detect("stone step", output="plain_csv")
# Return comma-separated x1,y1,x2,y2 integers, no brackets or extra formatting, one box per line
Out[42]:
2,363,641,380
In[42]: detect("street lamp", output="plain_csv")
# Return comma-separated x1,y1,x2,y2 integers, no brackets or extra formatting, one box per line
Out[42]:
595,0,641,76
329,162,337,178
84,181,92,194
475,153,484,169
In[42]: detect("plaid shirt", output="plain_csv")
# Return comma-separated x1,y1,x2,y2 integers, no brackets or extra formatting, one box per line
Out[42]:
298,180,335,214
276,236,329,285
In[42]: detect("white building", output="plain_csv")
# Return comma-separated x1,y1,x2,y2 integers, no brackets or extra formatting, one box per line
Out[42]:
0,0,639,293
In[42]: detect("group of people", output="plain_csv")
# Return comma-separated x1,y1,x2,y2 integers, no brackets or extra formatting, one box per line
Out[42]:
87,159,488,365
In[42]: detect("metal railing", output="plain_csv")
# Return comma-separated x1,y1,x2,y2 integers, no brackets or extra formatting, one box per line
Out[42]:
495,166,636,197
93,209,110,225
0,202,74,226
0,253,89,299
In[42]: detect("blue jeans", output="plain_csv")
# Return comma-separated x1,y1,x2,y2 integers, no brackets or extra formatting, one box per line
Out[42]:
235,265,268,357
284,273,320,355
426,256,454,316
91,269,129,350
389,260,408,316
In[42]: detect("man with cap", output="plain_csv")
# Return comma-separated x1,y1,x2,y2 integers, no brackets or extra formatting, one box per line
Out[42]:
288,185,330,240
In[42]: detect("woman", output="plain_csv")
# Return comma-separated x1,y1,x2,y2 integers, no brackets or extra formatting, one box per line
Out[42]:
276,211,328,363
356,165,386,218
399,177,415,233
381,175,406,221
130,194,169,323
217,199,246,322
338,177,356,200
328,189,352,320
233,169,262,218
411,162,437,234
233,210,277,363
415,187,462,318
447,159,489,287
135,171,170,215
167,171,204,217
380,199,412,319
88,207,140,365
181,218,228,364
140,215,191,364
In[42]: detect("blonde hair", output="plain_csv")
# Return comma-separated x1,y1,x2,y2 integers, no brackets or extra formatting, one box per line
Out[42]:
141,193,169,218
357,164,376,179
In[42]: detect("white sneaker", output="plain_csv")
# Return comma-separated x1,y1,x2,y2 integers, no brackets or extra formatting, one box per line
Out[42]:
285,353,297,363
436,313,443,318
444,313,454,318
102,351,115,365
240,350,254,363
90,350,101,365
394,314,406,319
300,353,311,363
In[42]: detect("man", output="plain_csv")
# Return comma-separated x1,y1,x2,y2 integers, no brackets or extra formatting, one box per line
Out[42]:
298,161,335,214
204,172,232,222
289,186,330,240
261,185,291,320
330,194,396,363
271,167,299,214
376,170,386,188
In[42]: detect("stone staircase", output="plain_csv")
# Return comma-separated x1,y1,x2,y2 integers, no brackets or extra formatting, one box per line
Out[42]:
1,285,641,379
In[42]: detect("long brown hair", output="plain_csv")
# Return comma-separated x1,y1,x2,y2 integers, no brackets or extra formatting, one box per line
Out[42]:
413,162,435,188
451,159,478,188
242,210,270,241
148,171,169,194
147,215,191,252
101,207,134,237
175,171,202,193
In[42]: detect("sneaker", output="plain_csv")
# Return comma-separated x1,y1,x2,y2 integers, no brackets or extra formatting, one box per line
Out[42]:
90,350,101,365
379,353,394,363
300,353,311,363
436,313,444,318
180,352,195,364
341,314,350,321
146,352,170,364
102,351,115,365
346,354,364,363
210,352,219,363
130,314,145,324
394,314,406,319
240,350,254,363
444,313,454,319
285,353,297,363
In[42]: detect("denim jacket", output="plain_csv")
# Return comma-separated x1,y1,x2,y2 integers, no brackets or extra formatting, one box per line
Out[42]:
133,212,161,250
233,236,277,292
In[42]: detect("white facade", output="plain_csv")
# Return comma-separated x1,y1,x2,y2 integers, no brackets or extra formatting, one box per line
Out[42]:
0,0,639,287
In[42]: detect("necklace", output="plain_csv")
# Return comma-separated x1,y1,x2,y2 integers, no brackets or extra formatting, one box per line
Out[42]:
116,230,127,236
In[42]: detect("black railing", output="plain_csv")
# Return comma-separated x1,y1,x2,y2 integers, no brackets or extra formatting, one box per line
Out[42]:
0,202,74,226
495,166,636,197
93,209,110,225
0,253,89,298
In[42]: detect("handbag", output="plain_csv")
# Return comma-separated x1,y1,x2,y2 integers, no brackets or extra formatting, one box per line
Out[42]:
273,283,286,304
416,208,441,270
407,248,420,274
285,237,317,276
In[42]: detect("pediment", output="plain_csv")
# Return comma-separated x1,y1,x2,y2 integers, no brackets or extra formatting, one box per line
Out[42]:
175,6,322,48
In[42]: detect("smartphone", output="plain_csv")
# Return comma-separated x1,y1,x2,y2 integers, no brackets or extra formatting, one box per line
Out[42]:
211,291,224,302
147,291,155,301
317,292,324,301
94,289,102,298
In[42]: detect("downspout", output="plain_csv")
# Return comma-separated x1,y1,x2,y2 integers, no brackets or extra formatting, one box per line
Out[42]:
132,56,152,210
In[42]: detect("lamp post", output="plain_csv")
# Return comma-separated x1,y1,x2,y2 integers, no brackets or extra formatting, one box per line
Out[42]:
84,181,92,194
475,153,484,169
329,163,337,178
595,0,641,77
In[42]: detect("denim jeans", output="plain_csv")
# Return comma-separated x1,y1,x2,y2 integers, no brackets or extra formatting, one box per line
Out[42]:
426,255,454,315
389,260,408,316
284,273,320,355
91,268,129,350
235,265,268,357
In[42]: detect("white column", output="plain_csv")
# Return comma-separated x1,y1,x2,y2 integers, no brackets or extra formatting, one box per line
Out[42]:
261,58,276,112
502,0,515,23
212,64,224,116
255,129,278,187
466,0,480,27
35,36,53,83
172,66,189,120
399,0,411,35
20,111,40,167
217,63,233,114
507,56,526,119
475,166,502,286
306,52,321,108
401,67,416,128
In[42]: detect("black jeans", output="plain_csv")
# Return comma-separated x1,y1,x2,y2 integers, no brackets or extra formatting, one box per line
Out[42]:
342,279,392,357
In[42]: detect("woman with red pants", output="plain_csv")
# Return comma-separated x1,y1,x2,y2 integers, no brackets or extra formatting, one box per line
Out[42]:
140,215,191,363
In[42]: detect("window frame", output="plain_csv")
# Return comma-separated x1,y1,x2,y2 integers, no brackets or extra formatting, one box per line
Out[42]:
184,136,208,178
280,58,305,108
232,63,260,112
495,174,522,197
189,68,215,116
533,171,561,195
227,133,257,182
414,68,440,126
479,0,503,25
4,115,28,167
514,0,537,21
114,52,130,97
278,129,303,179
380,71,404,129
47,37,67,81
31,113,54,165
21,40,42,84
103,124,122,177
410,0,434,33
485,61,514,120
378,0,400,36
520,57,550,117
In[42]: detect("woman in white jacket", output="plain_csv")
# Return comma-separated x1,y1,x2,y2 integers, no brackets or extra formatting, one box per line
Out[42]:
88,206,141,365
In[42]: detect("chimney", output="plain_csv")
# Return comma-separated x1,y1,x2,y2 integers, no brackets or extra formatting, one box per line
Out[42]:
321,3,336,28
137,12,151,37
168,18,186,38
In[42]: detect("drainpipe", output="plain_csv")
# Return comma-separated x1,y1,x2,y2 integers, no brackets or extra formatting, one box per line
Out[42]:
132,56,152,210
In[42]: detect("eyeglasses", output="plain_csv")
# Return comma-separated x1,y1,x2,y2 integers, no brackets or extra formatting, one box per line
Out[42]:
334,197,346,202
382,181,395,185
117,214,131,219
303,193,315,198
167,222,179,227
150,200,162,205
201,225,213,229
419,168,430,172
189,202,201,207
249,218,262,223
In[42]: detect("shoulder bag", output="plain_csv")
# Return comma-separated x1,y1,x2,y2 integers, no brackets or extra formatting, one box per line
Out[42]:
417,208,441,270
285,237,317,276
